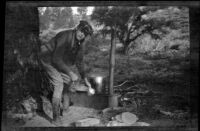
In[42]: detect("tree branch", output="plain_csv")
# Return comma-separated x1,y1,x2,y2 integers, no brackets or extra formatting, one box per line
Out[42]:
124,21,135,42
128,26,155,42
116,31,124,43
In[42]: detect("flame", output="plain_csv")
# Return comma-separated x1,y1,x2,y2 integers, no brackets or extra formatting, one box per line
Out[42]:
95,76,103,84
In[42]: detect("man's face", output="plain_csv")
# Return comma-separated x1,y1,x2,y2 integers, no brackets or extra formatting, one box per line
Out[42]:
76,30,85,41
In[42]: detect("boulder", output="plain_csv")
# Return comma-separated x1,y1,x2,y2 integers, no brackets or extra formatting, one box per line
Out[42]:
102,107,126,115
115,114,123,123
107,112,139,126
75,118,100,127
107,121,130,127
132,122,150,126
21,96,37,114
121,112,138,125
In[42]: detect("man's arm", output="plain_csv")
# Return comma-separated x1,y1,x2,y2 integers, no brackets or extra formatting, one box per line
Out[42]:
75,43,85,79
75,35,91,79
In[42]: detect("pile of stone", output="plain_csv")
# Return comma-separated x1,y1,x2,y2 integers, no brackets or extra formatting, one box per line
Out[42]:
107,112,150,127
7,96,37,122
74,109,150,127
75,118,101,127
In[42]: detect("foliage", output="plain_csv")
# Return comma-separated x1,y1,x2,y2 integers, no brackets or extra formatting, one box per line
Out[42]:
54,7,74,29
77,7,88,20
38,7,74,31
127,7,190,55
91,6,184,54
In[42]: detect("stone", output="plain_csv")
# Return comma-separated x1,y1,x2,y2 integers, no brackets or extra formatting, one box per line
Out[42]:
121,112,138,125
107,121,131,127
107,112,139,126
75,118,100,127
21,96,37,113
102,108,112,114
22,115,55,127
115,114,123,123
9,112,35,121
102,107,126,115
132,122,150,126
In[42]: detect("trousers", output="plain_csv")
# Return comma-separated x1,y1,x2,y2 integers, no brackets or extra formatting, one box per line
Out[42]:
41,60,71,111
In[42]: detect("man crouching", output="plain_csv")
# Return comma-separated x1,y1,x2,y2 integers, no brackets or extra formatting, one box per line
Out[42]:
39,20,93,126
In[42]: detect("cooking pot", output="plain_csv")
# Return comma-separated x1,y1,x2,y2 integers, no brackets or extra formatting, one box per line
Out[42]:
88,74,109,94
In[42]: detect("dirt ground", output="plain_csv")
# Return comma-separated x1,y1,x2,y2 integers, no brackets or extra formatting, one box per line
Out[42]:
1,105,198,129
2,39,197,129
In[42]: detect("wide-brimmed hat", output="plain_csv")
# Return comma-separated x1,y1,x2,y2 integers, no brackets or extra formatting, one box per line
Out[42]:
77,20,93,36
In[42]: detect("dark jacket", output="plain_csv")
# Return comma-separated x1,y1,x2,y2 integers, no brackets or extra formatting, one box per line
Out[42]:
40,29,87,79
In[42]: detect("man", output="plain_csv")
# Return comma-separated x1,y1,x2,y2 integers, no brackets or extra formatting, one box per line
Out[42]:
39,20,93,125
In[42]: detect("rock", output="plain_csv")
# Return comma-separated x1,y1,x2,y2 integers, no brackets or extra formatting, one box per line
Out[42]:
75,118,100,127
9,112,35,121
107,121,131,127
121,112,138,125
22,115,55,127
102,107,126,114
115,114,123,123
132,122,150,126
107,112,139,126
102,107,126,121
21,96,37,113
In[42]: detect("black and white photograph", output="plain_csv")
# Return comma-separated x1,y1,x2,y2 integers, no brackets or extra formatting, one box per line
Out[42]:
2,1,199,130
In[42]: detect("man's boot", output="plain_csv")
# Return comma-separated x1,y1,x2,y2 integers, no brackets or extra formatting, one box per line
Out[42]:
52,97,62,126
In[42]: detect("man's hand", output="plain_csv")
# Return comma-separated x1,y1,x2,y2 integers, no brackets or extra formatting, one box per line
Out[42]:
69,72,79,82
84,77,95,95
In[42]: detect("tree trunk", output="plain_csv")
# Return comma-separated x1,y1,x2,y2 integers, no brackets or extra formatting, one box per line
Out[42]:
109,27,118,107
109,29,116,96
4,3,40,111
122,41,131,55
189,7,200,117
